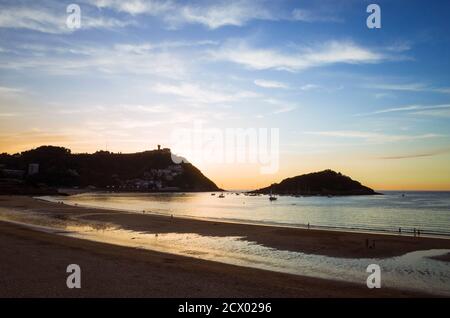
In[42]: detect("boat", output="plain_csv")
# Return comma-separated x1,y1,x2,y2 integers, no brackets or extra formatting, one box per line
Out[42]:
218,193,225,198
269,189,277,201
211,193,216,196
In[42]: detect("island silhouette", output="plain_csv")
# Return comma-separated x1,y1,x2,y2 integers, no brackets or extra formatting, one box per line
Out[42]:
252,169,379,196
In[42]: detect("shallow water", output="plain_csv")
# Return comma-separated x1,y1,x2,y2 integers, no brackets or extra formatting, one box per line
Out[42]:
44,191,450,236
1,207,449,296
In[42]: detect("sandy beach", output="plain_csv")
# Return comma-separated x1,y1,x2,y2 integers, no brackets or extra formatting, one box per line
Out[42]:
0,195,449,297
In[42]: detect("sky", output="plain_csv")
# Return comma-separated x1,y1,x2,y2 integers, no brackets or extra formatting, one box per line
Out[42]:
0,0,450,190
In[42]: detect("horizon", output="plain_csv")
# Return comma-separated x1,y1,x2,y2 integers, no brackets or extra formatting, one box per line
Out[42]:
3,144,450,192
1,0,450,191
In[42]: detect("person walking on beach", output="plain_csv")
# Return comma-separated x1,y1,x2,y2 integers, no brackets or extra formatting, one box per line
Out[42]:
399,227,402,234
307,222,310,230
417,229,421,237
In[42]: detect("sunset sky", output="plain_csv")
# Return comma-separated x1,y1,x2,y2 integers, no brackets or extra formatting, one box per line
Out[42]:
1,0,450,190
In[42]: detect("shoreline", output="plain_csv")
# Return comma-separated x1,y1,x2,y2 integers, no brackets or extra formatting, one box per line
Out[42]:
1,195,449,297
41,192,450,238
3,195,450,259
0,220,431,298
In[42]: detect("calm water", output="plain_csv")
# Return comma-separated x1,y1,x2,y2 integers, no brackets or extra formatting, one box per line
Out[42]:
1,215,449,296
1,191,449,295
48,191,450,236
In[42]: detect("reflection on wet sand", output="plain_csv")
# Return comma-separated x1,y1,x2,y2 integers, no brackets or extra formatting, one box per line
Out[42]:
0,203,449,296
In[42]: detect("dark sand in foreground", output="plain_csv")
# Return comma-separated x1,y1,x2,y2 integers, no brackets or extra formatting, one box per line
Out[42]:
0,195,449,297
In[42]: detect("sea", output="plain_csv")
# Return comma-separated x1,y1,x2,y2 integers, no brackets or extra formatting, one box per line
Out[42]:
48,191,450,236
2,191,449,295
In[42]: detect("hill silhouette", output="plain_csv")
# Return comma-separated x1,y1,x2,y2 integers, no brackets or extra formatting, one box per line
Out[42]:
0,145,220,193
253,169,379,196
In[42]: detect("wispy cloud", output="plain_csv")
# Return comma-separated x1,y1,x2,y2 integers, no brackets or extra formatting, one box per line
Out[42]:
305,130,442,143
366,83,450,94
151,82,259,104
254,79,288,89
210,40,385,72
0,41,191,78
121,104,172,114
358,104,450,116
88,0,339,29
378,147,450,160
413,108,450,118
300,84,320,91
88,0,172,15
0,3,131,34
0,86,22,96
262,98,298,115
291,8,342,23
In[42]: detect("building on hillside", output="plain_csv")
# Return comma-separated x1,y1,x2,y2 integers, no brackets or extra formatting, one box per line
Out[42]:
28,163,40,175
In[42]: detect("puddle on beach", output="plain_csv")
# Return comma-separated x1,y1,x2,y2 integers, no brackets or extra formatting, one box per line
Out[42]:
1,207,449,296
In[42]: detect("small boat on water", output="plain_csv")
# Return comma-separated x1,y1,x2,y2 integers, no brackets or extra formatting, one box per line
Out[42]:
211,193,216,196
218,193,225,198
269,189,277,201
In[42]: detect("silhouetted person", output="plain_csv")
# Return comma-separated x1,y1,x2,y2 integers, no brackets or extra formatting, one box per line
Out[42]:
307,223,310,229
414,228,416,237
399,227,402,234
417,229,421,237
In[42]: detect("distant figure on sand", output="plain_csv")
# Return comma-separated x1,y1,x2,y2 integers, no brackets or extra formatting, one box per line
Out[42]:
399,227,402,234
417,229,421,237
307,223,310,229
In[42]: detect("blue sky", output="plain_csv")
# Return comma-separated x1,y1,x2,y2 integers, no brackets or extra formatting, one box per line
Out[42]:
0,0,450,189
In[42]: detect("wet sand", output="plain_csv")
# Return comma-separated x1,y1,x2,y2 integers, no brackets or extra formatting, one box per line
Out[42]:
0,195,449,297
430,253,450,262
0,220,429,297
2,195,450,259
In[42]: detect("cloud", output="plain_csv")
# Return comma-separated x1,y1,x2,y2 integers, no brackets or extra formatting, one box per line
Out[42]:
114,40,218,53
121,104,171,113
366,83,450,94
305,130,442,143
166,0,276,29
0,41,190,78
378,148,450,160
0,113,19,117
272,105,296,114
88,0,276,29
151,82,259,104
262,98,297,114
300,84,320,91
88,0,341,29
210,40,385,72
359,104,450,116
89,0,172,15
0,86,22,96
254,79,288,89
291,8,342,23
0,3,131,34
412,108,450,118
